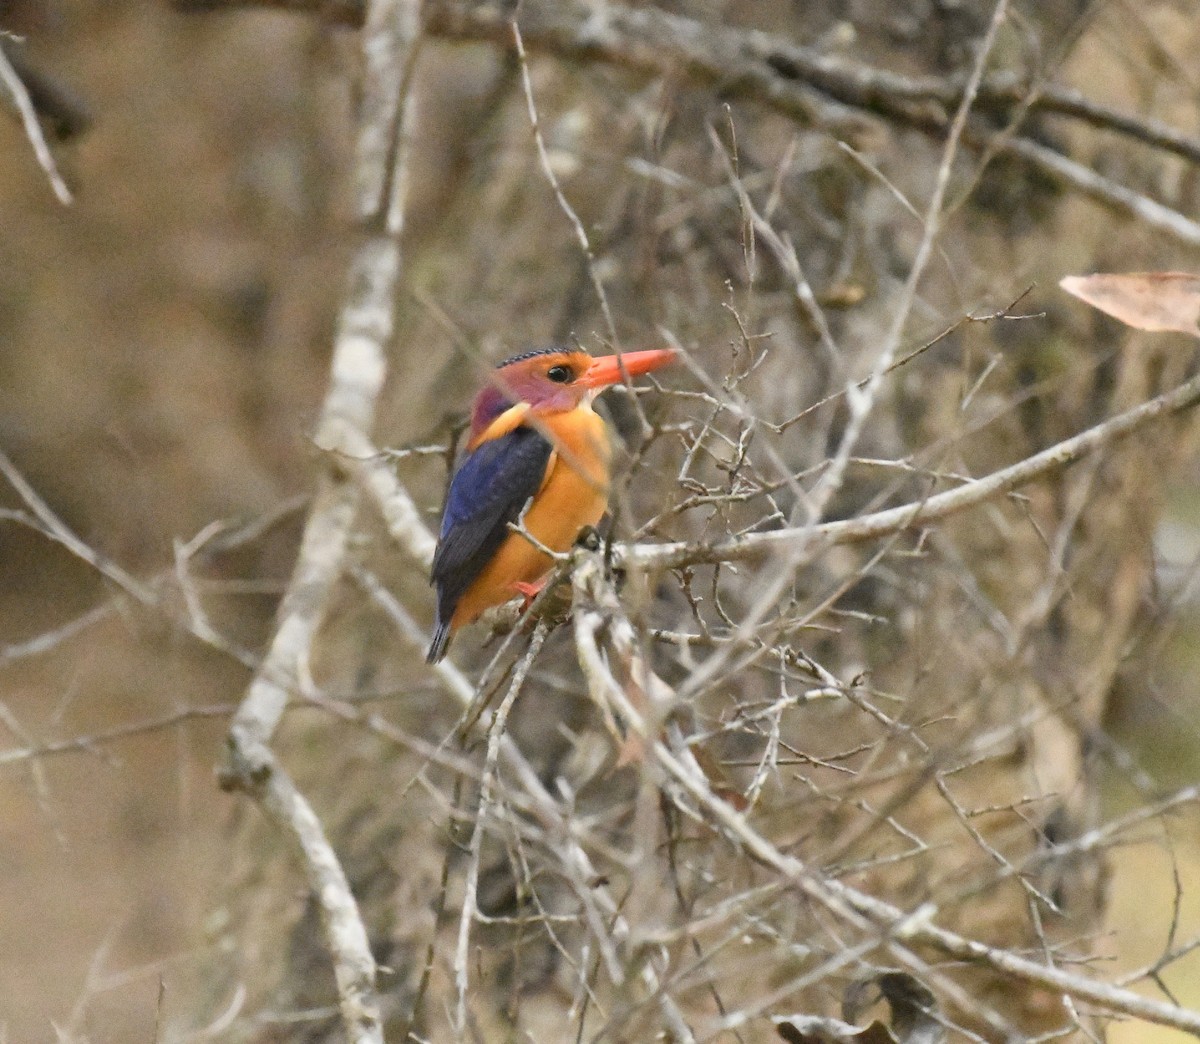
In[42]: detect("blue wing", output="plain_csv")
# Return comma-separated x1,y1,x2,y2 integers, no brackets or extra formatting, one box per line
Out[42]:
427,425,552,661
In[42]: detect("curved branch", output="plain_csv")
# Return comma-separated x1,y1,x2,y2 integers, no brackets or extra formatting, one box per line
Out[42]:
219,0,422,1040
622,361,1200,572
174,0,1200,245
569,549,1200,1037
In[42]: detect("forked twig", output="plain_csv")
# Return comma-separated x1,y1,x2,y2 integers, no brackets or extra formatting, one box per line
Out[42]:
622,358,1200,571
569,548,1200,1037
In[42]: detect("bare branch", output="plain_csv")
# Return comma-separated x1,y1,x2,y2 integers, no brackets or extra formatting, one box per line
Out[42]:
176,0,1200,246
225,0,417,765
806,0,1009,523
623,360,1200,571
216,0,422,1039
0,37,72,204
0,449,157,603
569,548,1200,1037
453,620,548,1036
512,20,618,344
233,760,383,1042
0,705,233,767
332,430,438,568
171,0,1200,163
0,39,91,138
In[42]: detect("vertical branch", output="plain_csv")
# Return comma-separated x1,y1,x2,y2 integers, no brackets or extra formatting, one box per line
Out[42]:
512,20,618,345
453,621,548,1036
804,0,1010,523
220,2,421,1042
227,0,418,767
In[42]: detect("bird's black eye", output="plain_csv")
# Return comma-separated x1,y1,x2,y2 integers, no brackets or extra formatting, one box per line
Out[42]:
546,364,573,384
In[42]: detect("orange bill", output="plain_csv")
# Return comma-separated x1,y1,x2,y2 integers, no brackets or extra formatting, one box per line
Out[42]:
579,348,678,389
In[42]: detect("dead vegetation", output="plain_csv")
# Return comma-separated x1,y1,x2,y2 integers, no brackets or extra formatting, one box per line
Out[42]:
6,1,1200,1041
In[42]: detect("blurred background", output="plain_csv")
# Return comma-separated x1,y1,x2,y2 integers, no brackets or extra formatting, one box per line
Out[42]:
4,0,1200,1040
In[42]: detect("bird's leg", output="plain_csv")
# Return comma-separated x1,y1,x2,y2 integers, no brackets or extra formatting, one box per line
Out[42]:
510,578,546,612
510,574,573,625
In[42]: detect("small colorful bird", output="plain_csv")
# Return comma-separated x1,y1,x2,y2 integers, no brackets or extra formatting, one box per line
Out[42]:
427,346,676,663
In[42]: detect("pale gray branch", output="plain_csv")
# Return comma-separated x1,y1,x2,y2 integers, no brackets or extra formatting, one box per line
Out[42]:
219,1,422,1041
252,760,382,1039
0,40,72,204
623,359,1200,572
177,0,1200,247
569,548,1200,1037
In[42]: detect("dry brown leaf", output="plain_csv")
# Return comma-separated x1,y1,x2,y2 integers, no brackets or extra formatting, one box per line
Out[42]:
1059,272,1200,337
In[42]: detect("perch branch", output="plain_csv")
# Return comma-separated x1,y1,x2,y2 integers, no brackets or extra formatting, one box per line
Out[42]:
341,436,697,1036
621,358,1200,572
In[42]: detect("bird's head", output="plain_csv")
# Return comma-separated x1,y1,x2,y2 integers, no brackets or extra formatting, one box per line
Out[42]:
469,346,676,443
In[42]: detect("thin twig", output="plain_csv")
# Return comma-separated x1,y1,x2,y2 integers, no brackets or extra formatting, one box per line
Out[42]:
0,38,72,204
623,358,1200,571
453,620,548,1035
570,548,1200,1037
0,449,156,603
0,705,234,767
511,19,618,345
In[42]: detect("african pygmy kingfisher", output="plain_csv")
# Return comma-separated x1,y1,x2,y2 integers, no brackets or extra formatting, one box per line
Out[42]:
426,346,677,663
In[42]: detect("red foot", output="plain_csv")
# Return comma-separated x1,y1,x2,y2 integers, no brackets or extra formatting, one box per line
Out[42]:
511,579,546,612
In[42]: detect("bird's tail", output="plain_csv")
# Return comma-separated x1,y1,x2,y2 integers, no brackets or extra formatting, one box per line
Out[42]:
426,622,452,664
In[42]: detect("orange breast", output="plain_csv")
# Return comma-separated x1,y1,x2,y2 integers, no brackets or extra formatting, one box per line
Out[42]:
451,406,611,628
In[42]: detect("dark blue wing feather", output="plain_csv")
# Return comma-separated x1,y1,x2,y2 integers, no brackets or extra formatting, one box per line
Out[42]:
427,425,552,660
